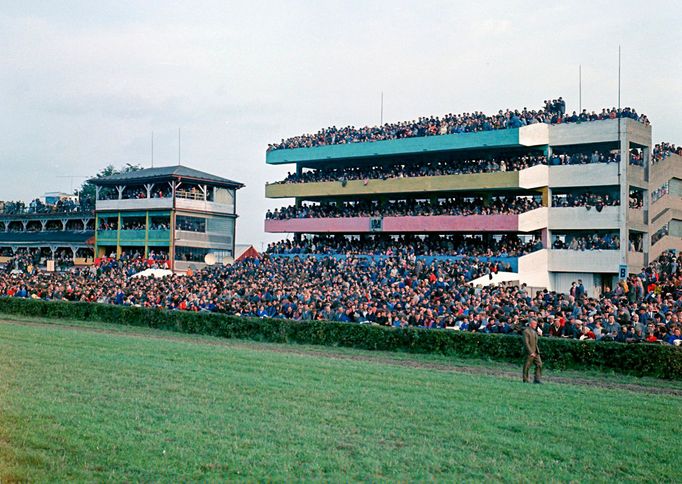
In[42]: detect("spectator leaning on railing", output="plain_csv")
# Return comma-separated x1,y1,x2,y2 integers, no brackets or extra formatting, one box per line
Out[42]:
266,196,542,220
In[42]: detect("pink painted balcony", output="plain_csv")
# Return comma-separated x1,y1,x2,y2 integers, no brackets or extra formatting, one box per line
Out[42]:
265,214,520,234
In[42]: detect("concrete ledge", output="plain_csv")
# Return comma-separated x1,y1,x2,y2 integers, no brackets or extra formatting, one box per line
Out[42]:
548,249,620,273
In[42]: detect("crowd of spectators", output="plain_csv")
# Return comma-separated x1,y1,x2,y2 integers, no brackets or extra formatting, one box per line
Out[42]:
630,191,644,209
652,183,669,204
266,234,543,258
652,142,681,163
266,196,542,220
652,225,669,246
274,154,548,185
552,233,620,251
548,151,619,166
98,221,170,231
273,150,622,186
0,197,92,215
268,102,648,151
1,248,76,273
1,247,681,346
98,185,172,201
552,192,619,210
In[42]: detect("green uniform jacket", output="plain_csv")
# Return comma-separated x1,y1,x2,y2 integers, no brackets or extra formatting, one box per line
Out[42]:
523,327,540,355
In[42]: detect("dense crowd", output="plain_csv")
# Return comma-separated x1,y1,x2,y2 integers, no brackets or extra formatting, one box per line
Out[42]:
552,192,619,209
1,247,681,346
99,186,171,201
266,196,542,220
0,197,92,215
652,142,681,163
552,233,620,251
266,234,543,258
273,150,622,186
1,249,78,274
268,102,647,151
652,183,669,204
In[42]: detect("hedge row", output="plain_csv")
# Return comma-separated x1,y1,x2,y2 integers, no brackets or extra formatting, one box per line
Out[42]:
1,297,680,379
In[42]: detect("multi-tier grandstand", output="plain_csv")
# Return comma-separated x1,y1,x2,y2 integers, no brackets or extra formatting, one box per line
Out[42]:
265,104,682,295
92,165,243,271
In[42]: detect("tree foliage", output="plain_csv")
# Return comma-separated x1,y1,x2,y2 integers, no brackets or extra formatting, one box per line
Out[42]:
75,163,143,204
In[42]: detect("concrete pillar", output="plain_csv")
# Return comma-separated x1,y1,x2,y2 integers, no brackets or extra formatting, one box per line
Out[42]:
40,220,47,231
21,220,27,231
618,120,629,269
540,187,550,207
61,219,68,231
145,184,154,198
116,185,125,200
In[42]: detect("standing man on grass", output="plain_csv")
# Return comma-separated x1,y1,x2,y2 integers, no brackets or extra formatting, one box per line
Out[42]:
523,318,543,384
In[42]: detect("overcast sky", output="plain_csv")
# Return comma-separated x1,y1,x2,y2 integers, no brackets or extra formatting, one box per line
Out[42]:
1,1,680,248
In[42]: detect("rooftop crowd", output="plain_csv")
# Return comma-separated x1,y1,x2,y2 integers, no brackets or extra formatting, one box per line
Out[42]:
0,197,93,216
268,101,648,151
266,196,542,220
652,142,681,164
1,247,681,346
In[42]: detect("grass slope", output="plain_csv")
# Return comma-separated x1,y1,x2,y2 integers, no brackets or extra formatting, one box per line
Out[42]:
0,318,680,481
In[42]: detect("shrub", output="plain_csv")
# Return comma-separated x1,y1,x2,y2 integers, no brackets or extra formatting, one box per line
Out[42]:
1,297,680,379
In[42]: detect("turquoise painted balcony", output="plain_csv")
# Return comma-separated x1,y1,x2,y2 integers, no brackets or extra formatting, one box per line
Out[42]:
96,230,117,244
266,124,549,166
147,229,171,244
118,230,147,244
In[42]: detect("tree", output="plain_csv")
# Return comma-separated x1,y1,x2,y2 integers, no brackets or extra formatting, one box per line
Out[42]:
75,163,143,208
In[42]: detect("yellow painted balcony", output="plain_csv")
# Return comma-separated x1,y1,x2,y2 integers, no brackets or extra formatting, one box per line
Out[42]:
265,170,521,199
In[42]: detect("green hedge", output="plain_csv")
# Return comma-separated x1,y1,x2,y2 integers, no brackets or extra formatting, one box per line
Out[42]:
1,297,680,379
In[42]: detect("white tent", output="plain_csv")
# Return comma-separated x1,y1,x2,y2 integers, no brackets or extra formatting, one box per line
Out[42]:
130,268,177,279
469,271,519,287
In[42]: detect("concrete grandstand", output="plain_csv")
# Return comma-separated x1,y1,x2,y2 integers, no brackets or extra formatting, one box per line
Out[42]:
265,109,681,296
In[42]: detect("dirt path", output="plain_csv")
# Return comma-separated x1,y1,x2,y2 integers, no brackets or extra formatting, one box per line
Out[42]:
2,317,681,397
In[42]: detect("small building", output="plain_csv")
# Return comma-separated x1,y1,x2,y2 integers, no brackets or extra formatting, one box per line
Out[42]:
92,165,244,272
234,244,260,262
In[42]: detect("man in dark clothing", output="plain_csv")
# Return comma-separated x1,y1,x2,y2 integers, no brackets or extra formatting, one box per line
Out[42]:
523,318,543,384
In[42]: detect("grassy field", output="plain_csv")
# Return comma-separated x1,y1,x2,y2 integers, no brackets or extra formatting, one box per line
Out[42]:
0,316,680,481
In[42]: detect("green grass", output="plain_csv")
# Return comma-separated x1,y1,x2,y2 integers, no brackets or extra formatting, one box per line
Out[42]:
0,317,680,481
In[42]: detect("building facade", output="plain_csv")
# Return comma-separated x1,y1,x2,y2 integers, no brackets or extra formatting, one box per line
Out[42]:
93,165,243,271
265,118,681,295
0,209,94,266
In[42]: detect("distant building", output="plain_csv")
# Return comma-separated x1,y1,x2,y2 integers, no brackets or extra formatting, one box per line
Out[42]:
0,200,94,266
234,244,260,262
92,165,244,271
